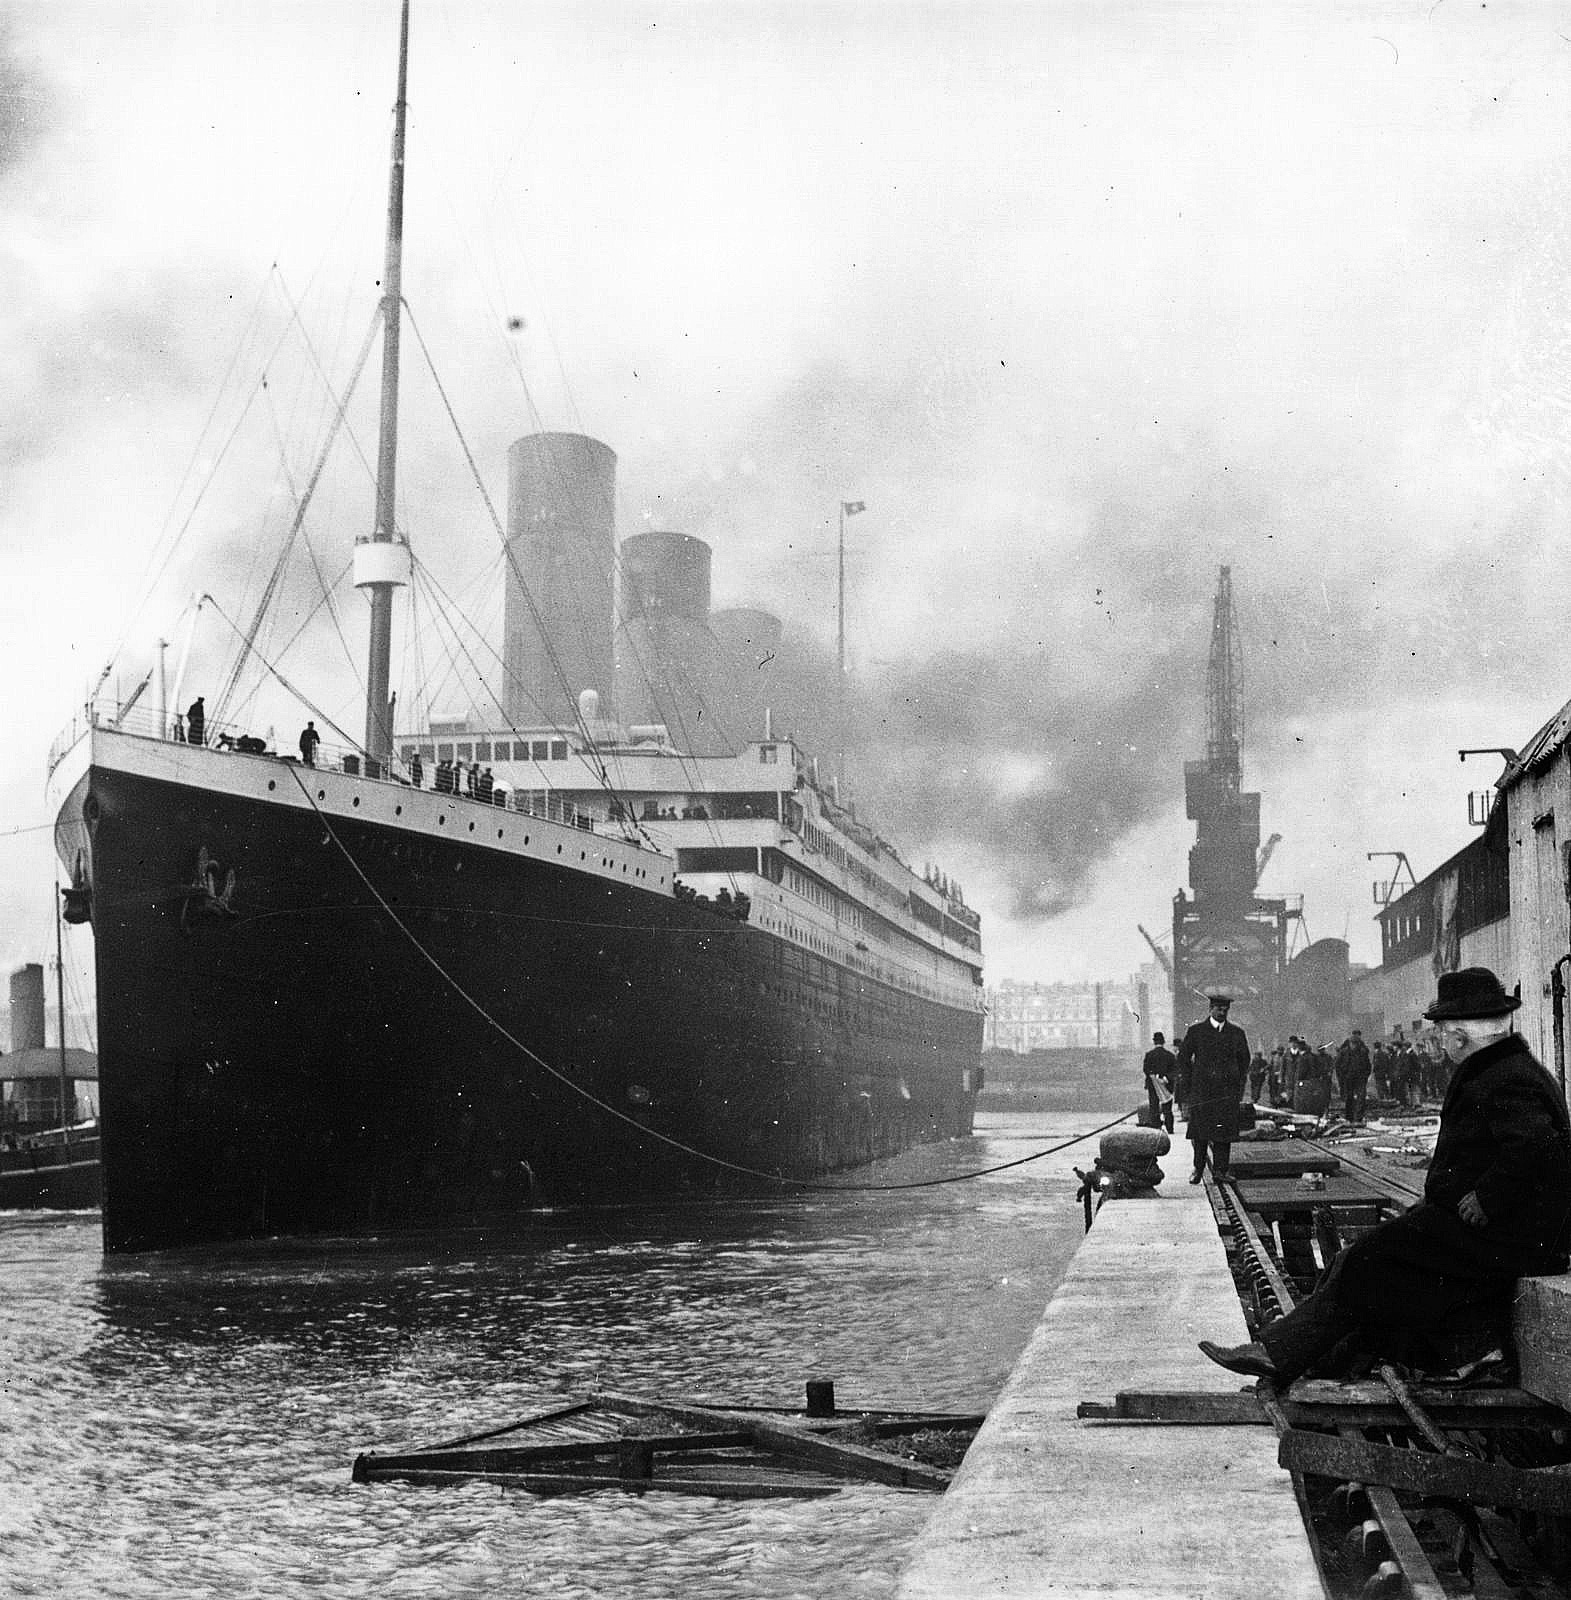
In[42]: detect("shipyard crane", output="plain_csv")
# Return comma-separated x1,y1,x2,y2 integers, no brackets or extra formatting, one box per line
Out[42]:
1206,565,1244,781
1137,923,1173,977
1171,565,1295,1036
1255,832,1282,883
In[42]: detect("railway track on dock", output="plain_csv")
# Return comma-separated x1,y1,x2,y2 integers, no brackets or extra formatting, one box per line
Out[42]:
1202,1168,1571,1597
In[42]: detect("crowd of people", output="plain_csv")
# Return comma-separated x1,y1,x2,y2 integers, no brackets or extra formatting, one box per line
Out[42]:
1145,1015,1456,1147
1243,1030,1450,1122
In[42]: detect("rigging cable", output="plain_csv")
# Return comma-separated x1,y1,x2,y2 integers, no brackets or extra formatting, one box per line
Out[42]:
285,761,1131,1191
212,304,384,728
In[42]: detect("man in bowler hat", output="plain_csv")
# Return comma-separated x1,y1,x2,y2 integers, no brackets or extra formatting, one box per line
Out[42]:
1200,967,1571,1383
1142,1031,1177,1134
1174,993,1251,1184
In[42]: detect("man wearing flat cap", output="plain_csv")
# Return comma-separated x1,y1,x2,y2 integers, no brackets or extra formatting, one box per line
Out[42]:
1200,967,1571,1384
1174,993,1252,1185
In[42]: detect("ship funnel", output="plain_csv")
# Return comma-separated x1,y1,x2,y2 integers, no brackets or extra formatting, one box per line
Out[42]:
615,530,726,752
9,963,45,1051
504,433,617,727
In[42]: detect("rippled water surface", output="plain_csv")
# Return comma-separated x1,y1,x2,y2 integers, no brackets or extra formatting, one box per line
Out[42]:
0,1112,1100,1599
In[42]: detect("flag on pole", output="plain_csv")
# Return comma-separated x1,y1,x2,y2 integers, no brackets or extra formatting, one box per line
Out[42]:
842,500,866,516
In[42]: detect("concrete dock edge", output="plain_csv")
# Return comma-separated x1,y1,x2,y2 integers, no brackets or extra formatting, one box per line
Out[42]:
897,1182,1324,1599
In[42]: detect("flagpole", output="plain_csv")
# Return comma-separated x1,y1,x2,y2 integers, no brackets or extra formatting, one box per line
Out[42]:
831,499,863,793
837,500,846,790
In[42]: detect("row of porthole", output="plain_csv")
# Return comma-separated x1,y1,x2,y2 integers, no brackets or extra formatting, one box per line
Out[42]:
763,913,960,1004
267,775,665,885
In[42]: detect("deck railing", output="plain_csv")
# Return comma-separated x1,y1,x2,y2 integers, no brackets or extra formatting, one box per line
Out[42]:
48,699,602,832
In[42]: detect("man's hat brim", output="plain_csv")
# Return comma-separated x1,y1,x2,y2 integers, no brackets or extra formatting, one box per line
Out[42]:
1424,994,1520,1020
1423,966,1521,1021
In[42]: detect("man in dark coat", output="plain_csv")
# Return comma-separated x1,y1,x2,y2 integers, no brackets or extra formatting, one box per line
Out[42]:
1200,967,1571,1383
1336,1029,1373,1124
1142,1031,1176,1133
1174,994,1251,1184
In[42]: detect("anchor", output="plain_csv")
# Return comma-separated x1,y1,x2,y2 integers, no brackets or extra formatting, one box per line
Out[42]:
61,850,93,925
176,845,239,931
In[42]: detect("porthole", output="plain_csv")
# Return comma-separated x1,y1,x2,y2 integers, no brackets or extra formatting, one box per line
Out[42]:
395,805,402,816
498,829,504,839
352,797,360,808
317,790,325,800
468,822,475,833
439,816,446,826
556,844,563,854
267,780,276,792
524,835,530,845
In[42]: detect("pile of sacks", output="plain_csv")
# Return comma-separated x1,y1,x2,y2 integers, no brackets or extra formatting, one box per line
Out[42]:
1075,1126,1171,1205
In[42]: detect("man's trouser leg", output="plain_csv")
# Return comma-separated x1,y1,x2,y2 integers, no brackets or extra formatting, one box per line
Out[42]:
1258,1272,1357,1382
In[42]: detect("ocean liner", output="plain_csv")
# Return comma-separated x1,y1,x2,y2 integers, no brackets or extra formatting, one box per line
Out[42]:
45,3,984,1252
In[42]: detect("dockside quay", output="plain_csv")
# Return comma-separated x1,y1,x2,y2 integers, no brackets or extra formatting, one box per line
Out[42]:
898,1150,1571,1599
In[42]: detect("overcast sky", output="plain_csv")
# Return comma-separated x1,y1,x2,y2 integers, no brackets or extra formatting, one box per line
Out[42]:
5,0,1571,1021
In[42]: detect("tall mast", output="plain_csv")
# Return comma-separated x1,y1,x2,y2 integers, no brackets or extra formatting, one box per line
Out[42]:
55,881,70,1144
356,0,412,768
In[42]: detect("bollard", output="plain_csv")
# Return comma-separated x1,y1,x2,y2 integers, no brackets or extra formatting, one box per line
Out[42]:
805,1379,836,1417
1327,1481,1371,1527
1360,1560,1404,1598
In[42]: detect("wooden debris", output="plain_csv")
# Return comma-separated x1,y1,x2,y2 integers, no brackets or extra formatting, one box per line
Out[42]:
353,1386,981,1500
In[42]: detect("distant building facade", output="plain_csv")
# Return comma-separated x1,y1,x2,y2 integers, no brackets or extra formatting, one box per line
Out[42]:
984,978,1146,1053
1350,823,1511,1046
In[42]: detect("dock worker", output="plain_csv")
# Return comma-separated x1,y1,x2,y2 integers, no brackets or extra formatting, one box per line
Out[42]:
1248,1051,1269,1104
1142,1032,1176,1133
298,721,320,767
1337,1029,1373,1125
1174,994,1251,1184
1199,967,1571,1385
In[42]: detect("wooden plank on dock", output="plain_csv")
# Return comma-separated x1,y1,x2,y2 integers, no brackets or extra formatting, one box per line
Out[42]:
1514,1274,1571,1413
1276,1429,1571,1515
1227,1145,1341,1178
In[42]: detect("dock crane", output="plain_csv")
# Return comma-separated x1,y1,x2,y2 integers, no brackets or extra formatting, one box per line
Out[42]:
1137,924,1173,977
1255,832,1282,883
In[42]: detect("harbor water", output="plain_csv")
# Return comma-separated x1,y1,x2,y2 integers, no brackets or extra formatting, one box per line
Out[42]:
0,1110,1104,1599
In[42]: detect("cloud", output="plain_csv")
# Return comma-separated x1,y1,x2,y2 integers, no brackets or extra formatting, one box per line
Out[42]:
0,18,48,177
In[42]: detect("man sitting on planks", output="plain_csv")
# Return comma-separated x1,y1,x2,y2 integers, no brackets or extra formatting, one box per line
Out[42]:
1200,967,1571,1385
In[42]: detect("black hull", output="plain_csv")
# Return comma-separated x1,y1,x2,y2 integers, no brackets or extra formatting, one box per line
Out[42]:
64,757,981,1250
0,1131,102,1210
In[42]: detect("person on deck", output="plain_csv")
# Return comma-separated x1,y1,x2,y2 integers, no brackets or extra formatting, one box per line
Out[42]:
1174,994,1251,1184
1199,967,1571,1385
1142,1031,1176,1134
298,721,320,767
186,696,205,747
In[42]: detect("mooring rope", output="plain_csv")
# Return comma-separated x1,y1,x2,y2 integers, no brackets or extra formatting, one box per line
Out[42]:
286,765,1132,1191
